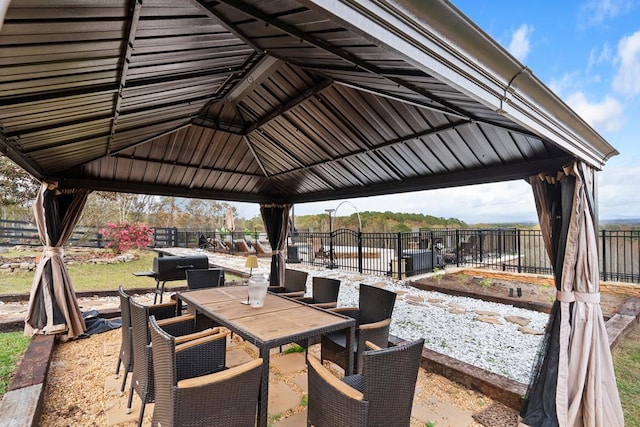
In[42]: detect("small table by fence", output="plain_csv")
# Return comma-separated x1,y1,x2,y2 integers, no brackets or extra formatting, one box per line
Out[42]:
176,287,355,427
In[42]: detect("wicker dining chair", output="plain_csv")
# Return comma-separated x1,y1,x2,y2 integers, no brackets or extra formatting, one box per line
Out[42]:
321,284,396,373
114,286,179,393
185,268,225,289
293,277,341,356
149,315,263,427
308,338,425,427
294,277,341,309
128,297,228,427
268,268,308,298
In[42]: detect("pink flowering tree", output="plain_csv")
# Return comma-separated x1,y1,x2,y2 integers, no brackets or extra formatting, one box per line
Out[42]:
99,222,154,254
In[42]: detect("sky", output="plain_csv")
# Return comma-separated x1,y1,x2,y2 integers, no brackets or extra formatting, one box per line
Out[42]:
231,0,640,224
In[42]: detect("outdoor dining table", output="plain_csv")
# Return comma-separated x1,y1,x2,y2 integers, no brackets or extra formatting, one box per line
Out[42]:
175,286,356,427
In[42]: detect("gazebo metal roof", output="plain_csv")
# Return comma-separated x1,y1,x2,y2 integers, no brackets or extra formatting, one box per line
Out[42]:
0,0,618,203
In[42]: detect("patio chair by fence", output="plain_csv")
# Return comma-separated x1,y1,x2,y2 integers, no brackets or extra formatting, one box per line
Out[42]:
294,276,340,309
308,338,425,427
254,240,272,256
128,298,227,427
198,234,209,249
149,316,263,427
321,284,396,373
268,268,308,298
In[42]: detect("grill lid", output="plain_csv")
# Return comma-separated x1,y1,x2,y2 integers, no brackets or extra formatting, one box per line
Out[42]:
152,255,209,281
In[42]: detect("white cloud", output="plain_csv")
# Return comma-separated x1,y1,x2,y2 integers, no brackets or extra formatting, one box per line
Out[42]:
548,72,581,95
508,24,533,62
587,43,613,69
597,164,640,219
612,30,640,95
565,91,625,132
579,0,634,27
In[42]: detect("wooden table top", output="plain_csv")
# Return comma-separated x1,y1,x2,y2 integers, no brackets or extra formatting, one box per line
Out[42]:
178,287,353,343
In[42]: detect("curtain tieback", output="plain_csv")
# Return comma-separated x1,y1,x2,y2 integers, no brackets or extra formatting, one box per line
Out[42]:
556,290,600,304
43,246,64,257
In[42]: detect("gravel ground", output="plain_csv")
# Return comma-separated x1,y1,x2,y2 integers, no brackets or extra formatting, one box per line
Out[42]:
173,248,548,383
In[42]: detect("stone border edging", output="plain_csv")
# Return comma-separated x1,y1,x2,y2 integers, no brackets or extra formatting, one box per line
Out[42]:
0,335,56,427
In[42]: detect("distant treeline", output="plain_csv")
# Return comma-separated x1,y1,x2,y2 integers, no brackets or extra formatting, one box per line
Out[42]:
292,211,467,233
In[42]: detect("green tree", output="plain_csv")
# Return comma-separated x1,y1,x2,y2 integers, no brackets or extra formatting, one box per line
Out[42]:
0,155,40,220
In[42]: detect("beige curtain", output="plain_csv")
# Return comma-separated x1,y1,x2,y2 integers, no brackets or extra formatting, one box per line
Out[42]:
521,161,623,426
24,182,90,340
260,203,291,287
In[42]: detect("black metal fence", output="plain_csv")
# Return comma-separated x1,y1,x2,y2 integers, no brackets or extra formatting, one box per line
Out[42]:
288,228,640,283
2,220,639,283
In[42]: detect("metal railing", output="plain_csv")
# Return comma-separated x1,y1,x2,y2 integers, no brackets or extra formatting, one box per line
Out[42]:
1,220,639,283
287,228,640,283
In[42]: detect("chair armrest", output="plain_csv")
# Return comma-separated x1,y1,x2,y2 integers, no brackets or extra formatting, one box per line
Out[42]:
364,341,382,351
157,314,195,326
176,331,228,352
268,286,285,292
358,318,391,350
148,300,177,320
156,314,196,337
311,302,337,309
307,355,364,400
174,328,221,345
278,291,305,298
359,318,391,331
294,296,313,303
177,358,263,389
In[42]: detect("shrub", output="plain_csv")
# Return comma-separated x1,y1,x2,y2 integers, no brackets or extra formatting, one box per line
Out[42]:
99,222,154,254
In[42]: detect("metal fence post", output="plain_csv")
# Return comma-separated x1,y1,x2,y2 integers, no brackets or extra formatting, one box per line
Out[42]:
517,229,522,273
396,233,403,280
358,231,363,273
601,229,607,282
455,229,460,267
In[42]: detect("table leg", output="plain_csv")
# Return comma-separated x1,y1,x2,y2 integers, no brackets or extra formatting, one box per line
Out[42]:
257,346,270,427
344,325,355,375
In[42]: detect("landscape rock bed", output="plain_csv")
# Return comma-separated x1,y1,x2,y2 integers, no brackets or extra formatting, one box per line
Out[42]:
0,247,137,274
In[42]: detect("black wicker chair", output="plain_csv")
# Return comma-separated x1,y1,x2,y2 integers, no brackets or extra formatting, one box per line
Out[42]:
307,354,368,427
128,297,227,427
185,268,225,289
268,268,308,298
308,338,425,427
293,277,341,356
294,277,341,309
149,316,263,427
114,286,178,393
321,284,396,373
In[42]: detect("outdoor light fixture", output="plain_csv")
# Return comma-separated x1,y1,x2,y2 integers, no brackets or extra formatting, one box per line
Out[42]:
245,255,258,277
325,209,336,269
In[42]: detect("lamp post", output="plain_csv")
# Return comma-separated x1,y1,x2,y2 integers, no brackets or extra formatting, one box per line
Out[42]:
325,208,336,269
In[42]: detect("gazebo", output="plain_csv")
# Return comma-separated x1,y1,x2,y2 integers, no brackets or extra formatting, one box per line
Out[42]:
0,1,623,425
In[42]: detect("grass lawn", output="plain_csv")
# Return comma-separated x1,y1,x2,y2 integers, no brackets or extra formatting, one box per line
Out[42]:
613,322,640,426
0,250,164,295
0,332,31,398
0,249,242,295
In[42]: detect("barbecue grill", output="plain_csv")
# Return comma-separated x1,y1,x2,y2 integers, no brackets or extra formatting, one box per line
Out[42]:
134,254,209,303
